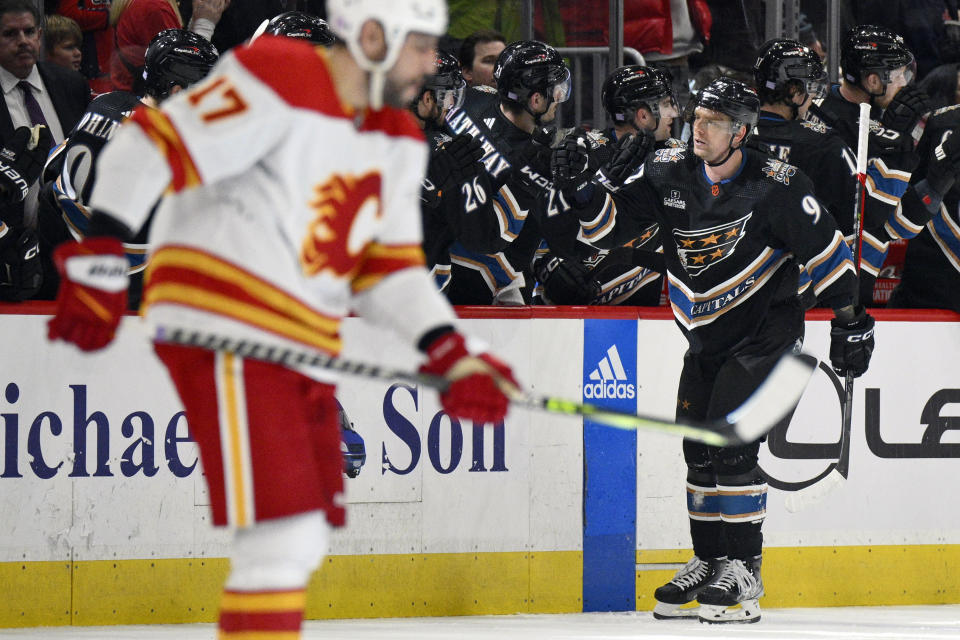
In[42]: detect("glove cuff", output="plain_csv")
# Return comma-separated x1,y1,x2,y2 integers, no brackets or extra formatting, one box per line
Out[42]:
424,331,470,376
831,305,868,329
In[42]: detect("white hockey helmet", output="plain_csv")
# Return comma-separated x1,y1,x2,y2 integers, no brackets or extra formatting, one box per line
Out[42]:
326,0,448,109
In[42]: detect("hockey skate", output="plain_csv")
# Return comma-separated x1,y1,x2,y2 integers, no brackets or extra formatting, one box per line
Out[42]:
697,557,764,624
652,556,725,619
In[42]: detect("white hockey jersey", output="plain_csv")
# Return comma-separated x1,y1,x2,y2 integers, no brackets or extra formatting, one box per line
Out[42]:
89,35,457,361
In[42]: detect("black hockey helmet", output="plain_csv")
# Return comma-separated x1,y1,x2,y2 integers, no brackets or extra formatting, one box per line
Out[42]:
143,29,219,100
754,38,827,101
494,41,571,107
685,76,759,142
602,65,679,124
841,24,914,89
420,50,467,111
264,11,336,45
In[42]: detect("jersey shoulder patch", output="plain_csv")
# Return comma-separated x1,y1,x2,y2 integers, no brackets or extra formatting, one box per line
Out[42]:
652,147,686,163
799,119,828,134
473,84,498,94
760,157,799,185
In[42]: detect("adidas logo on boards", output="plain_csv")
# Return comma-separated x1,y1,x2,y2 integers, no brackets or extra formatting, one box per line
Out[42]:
584,345,636,400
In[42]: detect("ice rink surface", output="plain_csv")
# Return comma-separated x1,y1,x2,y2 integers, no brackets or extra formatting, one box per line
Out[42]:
1,605,959,640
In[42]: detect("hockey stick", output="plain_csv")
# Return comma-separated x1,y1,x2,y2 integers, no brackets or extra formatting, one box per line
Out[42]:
153,326,815,447
784,102,871,513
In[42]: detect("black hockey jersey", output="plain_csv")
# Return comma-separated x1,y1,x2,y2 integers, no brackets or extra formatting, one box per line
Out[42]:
530,128,670,306
807,85,914,284
752,112,858,236
443,86,609,303
41,90,146,272
582,146,858,354
888,104,960,312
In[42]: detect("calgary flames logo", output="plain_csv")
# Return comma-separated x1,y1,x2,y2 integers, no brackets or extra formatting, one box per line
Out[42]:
301,172,382,277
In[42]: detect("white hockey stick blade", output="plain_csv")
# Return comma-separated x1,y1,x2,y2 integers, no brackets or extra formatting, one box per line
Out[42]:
726,354,817,444
783,468,846,513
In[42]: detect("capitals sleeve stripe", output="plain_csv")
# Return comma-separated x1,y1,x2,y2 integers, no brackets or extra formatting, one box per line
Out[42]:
865,158,910,205
144,246,342,354
493,186,525,241
803,232,856,296
928,208,960,273
884,204,925,240
351,243,426,293
853,229,890,277
577,193,617,242
129,107,201,193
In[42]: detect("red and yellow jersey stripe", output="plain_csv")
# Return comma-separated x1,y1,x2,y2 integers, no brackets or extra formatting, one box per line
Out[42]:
143,246,343,355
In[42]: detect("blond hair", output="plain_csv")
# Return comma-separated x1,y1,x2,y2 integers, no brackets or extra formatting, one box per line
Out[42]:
109,0,182,28
44,14,82,52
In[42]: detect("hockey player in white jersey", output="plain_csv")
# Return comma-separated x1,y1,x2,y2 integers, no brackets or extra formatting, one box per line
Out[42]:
46,1,520,638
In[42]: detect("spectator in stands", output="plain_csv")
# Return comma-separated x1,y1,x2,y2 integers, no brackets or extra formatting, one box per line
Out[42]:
51,0,114,94
624,0,712,111
458,29,505,89
44,14,82,73
109,0,228,93
0,0,89,229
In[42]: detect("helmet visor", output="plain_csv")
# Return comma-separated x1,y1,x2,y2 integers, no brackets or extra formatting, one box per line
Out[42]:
888,64,914,88
802,76,828,100
435,76,467,111
656,93,680,119
690,107,741,136
551,67,572,103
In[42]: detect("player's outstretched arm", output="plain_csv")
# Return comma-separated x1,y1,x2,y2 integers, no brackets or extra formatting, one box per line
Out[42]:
352,266,519,423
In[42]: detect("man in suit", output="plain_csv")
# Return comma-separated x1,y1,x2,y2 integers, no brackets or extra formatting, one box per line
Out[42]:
0,0,89,228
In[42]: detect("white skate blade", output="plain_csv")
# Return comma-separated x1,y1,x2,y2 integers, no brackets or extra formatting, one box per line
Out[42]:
653,601,700,620
698,599,761,624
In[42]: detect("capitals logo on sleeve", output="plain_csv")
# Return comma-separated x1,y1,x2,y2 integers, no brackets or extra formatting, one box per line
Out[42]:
673,213,752,276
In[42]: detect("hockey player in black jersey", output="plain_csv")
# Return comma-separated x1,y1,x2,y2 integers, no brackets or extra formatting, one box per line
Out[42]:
409,50,490,290
442,40,573,304
443,40,618,304
533,65,681,305
37,29,218,305
0,123,52,301
752,39,857,236
577,78,875,623
885,104,960,311
806,25,925,304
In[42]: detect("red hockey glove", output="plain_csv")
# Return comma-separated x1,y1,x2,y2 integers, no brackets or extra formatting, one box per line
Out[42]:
420,331,520,424
47,237,128,352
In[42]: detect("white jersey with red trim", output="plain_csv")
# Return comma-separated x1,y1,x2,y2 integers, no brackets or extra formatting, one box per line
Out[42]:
89,36,457,373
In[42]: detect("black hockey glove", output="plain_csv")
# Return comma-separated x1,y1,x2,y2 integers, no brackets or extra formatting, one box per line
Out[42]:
880,85,930,139
551,131,602,205
533,252,601,305
427,134,485,193
829,307,875,378
512,126,555,187
0,125,51,204
0,227,41,301
922,132,960,197
595,131,653,192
